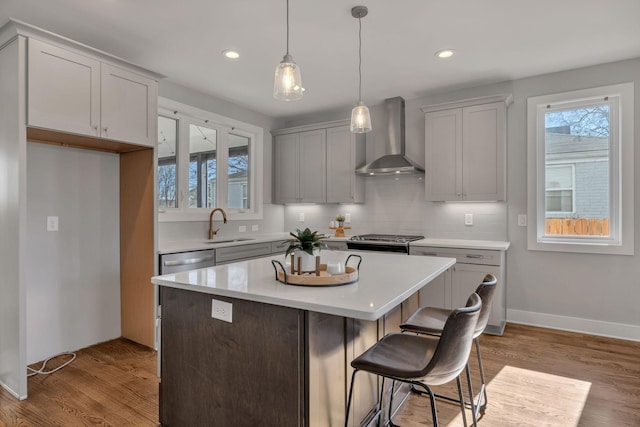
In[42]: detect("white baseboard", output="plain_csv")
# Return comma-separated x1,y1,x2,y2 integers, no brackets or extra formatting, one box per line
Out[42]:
507,309,640,342
0,379,24,400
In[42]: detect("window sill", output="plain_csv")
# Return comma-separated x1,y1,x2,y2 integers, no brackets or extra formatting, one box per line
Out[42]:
527,237,633,256
158,208,263,222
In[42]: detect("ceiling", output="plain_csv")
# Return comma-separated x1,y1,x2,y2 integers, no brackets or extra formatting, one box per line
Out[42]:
3,0,640,120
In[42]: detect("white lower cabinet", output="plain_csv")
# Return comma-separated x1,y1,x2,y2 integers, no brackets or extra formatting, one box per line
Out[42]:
411,246,506,335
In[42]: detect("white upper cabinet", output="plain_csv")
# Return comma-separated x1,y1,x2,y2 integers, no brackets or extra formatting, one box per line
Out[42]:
27,38,157,147
326,125,365,204
274,121,365,205
274,129,326,203
101,64,157,146
423,96,510,201
27,38,101,137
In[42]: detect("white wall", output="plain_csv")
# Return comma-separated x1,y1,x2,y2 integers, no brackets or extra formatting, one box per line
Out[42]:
26,143,121,364
282,57,640,340
157,81,285,243
0,37,27,399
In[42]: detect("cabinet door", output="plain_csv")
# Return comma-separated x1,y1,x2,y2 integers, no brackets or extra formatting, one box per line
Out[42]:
418,269,450,309
425,108,462,201
274,133,299,203
27,38,100,137
450,263,499,309
101,63,157,146
298,129,326,203
462,102,505,201
327,126,361,203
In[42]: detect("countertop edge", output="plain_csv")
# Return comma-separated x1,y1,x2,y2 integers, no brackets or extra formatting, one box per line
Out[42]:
410,238,511,251
157,233,291,254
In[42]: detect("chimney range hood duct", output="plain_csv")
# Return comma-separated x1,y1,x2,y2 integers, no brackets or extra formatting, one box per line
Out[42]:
356,96,425,176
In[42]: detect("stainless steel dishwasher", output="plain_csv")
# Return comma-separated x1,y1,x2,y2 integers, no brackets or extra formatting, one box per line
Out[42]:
156,249,216,376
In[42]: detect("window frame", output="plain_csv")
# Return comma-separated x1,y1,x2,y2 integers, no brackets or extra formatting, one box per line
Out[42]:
157,97,263,222
526,82,634,255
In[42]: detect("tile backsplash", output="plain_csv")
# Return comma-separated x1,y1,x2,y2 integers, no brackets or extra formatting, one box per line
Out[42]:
284,175,508,240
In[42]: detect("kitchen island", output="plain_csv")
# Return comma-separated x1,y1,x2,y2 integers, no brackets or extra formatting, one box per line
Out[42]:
151,251,455,426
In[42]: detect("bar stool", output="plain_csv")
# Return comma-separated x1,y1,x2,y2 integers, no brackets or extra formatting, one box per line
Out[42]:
401,274,497,424
345,293,482,427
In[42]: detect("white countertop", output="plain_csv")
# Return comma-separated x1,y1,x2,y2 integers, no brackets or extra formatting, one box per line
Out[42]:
411,238,511,251
152,251,455,321
157,232,291,254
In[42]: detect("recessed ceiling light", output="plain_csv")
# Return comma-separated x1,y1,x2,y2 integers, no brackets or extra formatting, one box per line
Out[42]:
435,49,455,59
222,50,240,60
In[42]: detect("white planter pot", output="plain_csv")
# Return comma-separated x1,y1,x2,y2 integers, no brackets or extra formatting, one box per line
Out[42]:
294,249,319,272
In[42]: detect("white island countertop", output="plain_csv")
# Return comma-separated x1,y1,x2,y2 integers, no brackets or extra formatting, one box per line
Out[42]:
152,251,455,321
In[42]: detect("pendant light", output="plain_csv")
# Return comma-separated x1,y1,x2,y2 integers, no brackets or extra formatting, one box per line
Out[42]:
274,0,303,101
350,6,372,133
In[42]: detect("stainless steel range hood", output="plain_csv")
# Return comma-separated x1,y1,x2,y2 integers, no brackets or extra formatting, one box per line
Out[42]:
356,96,425,176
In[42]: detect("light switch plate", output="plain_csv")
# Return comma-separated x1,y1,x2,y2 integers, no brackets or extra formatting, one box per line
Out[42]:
518,214,527,226
238,225,247,232
345,213,351,223
299,212,305,222
47,216,59,231
464,213,473,226
251,224,259,231
211,299,233,323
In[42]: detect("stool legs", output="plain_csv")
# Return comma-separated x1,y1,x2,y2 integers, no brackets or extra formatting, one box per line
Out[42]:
474,337,488,414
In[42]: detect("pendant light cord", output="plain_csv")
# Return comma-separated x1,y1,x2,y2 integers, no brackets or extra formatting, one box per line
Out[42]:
358,13,363,103
286,0,290,55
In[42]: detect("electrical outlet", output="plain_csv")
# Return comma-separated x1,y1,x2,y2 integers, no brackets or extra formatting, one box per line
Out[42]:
345,213,351,223
238,225,247,232
464,213,473,226
299,212,305,222
252,224,259,231
47,216,59,231
211,299,233,323
518,214,528,227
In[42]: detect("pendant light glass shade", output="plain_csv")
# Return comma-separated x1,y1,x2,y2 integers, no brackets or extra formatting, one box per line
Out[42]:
274,0,303,101
274,53,303,100
350,101,372,133
350,6,371,133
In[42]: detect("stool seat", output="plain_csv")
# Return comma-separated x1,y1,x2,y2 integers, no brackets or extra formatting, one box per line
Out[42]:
352,333,438,380
401,307,450,335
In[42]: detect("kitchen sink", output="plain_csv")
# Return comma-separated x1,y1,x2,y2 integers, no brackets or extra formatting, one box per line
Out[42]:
203,238,256,244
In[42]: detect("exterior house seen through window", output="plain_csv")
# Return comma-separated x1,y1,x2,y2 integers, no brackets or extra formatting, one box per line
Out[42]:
527,83,634,255
156,98,263,221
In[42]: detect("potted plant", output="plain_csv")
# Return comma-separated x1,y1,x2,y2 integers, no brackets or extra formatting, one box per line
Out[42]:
286,228,327,272
335,215,346,228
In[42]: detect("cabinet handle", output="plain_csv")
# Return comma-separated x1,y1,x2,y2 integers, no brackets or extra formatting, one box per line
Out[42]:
103,127,108,133
465,254,484,259
163,255,214,267
421,252,438,256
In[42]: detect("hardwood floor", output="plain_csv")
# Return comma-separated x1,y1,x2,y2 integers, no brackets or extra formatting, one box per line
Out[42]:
0,339,158,427
393,323,640,426
1,324,638,426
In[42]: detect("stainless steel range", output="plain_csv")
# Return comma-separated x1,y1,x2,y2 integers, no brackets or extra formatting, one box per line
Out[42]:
347,234,424,253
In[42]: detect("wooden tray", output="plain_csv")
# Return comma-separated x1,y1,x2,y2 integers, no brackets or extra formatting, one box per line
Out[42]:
271,255,361,287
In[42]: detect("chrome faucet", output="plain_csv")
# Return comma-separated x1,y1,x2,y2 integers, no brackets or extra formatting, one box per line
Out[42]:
208,208,228,240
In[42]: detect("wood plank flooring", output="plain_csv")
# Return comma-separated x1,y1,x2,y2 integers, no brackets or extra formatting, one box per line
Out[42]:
1,324,639,426
0,339,158,427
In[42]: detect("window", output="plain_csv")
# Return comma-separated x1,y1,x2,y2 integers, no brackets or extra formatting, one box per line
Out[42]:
158,116,178,208
545,164,575,215
157,98,263,221
527,83,634,254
